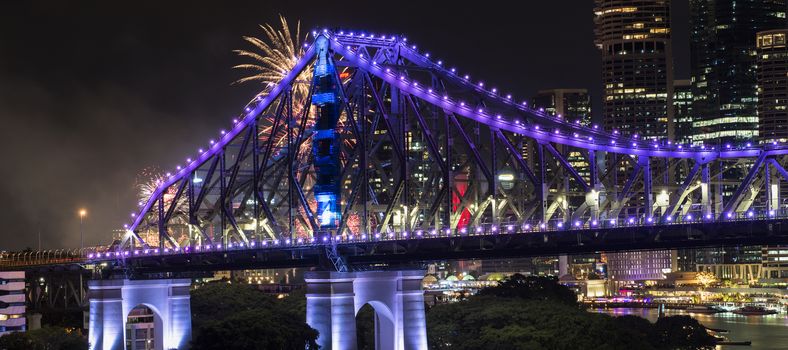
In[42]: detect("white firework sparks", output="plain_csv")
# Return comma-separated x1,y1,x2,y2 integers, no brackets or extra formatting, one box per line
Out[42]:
233,15,311,101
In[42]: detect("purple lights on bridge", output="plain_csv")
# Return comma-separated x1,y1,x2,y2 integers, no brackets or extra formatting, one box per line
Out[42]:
91,208,788,262
330,33,779,159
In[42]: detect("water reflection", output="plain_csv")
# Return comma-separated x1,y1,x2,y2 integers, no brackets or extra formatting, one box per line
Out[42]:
592,308,788,350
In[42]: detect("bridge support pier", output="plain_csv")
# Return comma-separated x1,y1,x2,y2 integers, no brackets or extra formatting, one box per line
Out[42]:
305,270,427,350
88,279,191,350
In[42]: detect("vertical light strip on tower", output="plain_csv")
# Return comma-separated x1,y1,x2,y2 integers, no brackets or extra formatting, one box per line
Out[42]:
311,36,342,229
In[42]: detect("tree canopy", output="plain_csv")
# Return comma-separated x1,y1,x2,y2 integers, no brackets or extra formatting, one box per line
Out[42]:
476,274,578,306
0,326,87,350
189,282,318,350
427,274,716,350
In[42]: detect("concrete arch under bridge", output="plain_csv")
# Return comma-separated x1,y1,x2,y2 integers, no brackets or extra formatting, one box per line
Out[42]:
305,270,428,350
87,271,428,350
88,279,191,350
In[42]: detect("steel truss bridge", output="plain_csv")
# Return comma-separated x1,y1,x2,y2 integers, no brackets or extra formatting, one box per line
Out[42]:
4,30,788,274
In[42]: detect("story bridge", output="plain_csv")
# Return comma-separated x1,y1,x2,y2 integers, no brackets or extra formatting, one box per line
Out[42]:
4,29,788,350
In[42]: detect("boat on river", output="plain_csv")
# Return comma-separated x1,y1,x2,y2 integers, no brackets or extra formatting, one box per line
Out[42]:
732,306,778,316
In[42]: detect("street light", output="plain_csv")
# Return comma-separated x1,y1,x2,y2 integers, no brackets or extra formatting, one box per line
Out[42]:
79,209,87,252
78,209,87,303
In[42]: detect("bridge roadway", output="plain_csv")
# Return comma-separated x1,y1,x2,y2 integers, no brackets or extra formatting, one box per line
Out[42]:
3,217,788,275
80,218,788,276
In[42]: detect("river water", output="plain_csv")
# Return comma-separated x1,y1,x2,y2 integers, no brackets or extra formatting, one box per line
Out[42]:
591,308,788,350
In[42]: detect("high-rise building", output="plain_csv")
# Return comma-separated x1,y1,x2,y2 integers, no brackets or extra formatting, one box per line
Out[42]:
479,257,559,277
673,80,694,145
532,89,592,124
532,89,593,182
677,246,763,282
690,0,787,145
594,0,674,139
675,248,698,272
568,254,606,279
761,246,788,284
756,29,788,143
0,272,26,335
605,250,676,283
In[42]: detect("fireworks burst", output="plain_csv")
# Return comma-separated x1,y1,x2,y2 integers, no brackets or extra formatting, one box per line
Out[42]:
233,15,311,101
134,167,192,245
135,167,187,218
135,167,167,205
234,15,318,164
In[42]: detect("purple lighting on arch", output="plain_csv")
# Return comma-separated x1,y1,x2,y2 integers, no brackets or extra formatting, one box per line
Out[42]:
119,32,788,254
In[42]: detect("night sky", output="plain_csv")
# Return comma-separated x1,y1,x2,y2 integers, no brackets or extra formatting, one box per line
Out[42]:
0,1,690,250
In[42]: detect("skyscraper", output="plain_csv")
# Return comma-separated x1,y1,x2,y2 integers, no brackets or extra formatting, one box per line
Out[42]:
756,29,788,143
594,2,676,279
690,0,787,145
673,80,694,145
532,89,593,182
594,0,674,139
532,89,592,125
756,29,788,286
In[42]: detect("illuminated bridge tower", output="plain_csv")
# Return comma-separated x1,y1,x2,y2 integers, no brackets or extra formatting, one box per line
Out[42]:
311,36,343,229
304,35,428,350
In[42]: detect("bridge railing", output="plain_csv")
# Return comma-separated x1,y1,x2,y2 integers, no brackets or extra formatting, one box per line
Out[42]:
0,248,99,268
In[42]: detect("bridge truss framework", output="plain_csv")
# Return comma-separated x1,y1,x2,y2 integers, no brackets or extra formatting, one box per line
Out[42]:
107,30,788,270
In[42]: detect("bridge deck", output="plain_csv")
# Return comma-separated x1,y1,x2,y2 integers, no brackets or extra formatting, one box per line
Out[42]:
103,219,788,275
